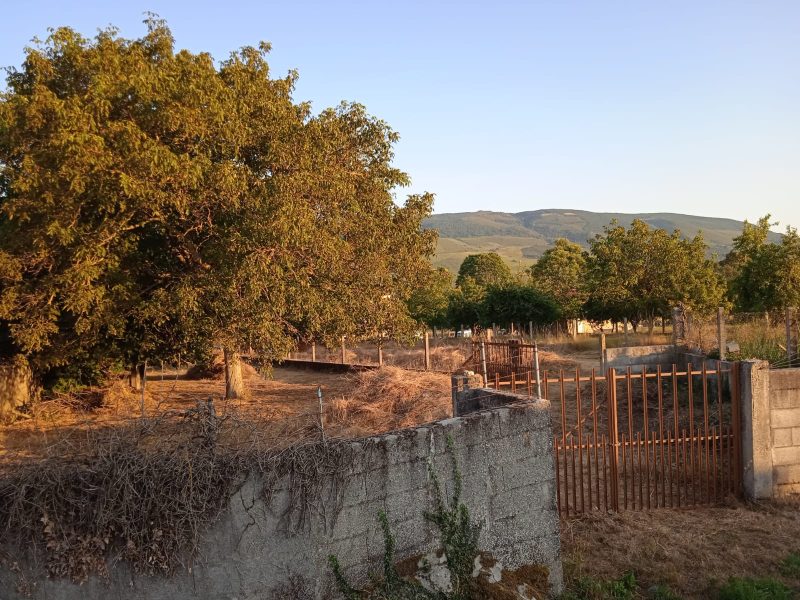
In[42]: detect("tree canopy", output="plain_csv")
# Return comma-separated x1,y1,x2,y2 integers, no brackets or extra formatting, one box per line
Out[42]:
584,220,725,328
455,252,513,288
726,215,800,312
0,18,435,391
529,238,588,320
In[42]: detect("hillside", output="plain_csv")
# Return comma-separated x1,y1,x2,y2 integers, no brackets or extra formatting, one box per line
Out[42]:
423,209,781,273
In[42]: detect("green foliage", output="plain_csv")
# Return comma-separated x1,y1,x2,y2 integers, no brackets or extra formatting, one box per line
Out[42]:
779,552,800,579
445,276,486,329
328,436,481,600
0,18,435,385
584,219,725,327
407,268,453,329
649,584,682,600
715,577,792,600
422,436,481,600
455,253,513,288
727,215,800,313
530,238,588,320
562,571,638,600
480,284,561,329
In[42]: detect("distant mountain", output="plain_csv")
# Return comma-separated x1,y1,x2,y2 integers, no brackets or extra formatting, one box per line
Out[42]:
422,209,782,273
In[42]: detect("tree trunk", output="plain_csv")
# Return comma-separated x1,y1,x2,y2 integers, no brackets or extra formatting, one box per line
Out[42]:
129,365,141,391
224,348,244,400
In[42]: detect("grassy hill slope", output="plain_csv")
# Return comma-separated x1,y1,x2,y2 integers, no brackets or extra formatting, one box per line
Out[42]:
423,209,781,273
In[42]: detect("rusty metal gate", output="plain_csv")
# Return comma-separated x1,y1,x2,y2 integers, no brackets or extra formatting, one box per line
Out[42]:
466,342,743,516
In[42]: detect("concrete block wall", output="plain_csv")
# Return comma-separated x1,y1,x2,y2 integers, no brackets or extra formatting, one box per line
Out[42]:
739,362,800,499
3,401,563,599
604,344,677,372
768,368,800,495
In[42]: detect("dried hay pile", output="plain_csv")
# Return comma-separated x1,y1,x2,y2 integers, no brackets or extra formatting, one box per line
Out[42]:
326,366,452,436
537,349,578,374
185,353,260,381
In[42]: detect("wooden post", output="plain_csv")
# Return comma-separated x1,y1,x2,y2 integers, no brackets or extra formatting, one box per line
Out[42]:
341,336,346,364
717,307,726,361
533,341,541,398
529,320,534,342
311,342,316,362
600,332,607,372
424,331,431,371
623,317,629,346
378,344,383,366
317,386,326,443
786,307,797,366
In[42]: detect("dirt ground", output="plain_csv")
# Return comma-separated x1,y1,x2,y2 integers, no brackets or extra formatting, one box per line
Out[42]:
561,498,800,598
0,365,453,467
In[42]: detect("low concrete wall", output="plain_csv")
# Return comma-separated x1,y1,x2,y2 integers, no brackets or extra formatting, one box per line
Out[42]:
604,344,677,371
739,362,800,499
2,402,563,598
769,367,800,496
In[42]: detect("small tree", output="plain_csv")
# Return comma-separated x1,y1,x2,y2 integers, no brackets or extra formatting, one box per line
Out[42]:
530,238,588,335
455,253,512,288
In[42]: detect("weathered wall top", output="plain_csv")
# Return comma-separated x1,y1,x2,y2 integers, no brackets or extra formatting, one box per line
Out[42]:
2,400,563,599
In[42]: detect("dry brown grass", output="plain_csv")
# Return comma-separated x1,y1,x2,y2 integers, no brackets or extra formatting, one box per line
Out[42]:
326,366,452,437
561,498,800,598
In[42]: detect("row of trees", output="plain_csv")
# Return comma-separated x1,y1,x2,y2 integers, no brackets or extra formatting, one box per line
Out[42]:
410,215,795,333
0,20,435,396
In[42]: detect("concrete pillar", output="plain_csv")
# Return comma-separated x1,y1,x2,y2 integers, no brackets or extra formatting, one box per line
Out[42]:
740,360,772,499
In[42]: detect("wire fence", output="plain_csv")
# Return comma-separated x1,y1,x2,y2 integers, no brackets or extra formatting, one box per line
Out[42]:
683,308,800,368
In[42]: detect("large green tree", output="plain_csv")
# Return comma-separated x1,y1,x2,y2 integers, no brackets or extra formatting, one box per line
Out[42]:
0,18,435,397
455,252,513,288
727,215,800,312
529,238,588,320
584,220,725,330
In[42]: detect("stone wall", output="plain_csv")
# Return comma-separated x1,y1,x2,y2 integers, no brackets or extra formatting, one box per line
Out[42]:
2,400,563,599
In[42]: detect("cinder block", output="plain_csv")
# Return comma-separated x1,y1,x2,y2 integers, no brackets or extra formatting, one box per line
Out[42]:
772,445,800,466
771,408,800,428
773,427,794,448
773,463,800,485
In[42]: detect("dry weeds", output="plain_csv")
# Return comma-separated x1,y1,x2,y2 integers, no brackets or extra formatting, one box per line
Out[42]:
326,366,452,437
561,498,800,598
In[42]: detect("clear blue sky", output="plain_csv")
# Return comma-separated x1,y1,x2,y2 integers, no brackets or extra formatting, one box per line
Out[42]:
3,1,799,229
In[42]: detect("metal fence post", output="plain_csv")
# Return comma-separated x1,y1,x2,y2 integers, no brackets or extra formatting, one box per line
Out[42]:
533,341,542,399
480,341,488,387
717,307,726,361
